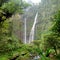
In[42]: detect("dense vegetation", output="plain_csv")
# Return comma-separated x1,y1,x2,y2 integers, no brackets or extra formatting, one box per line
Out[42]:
0,0,60,60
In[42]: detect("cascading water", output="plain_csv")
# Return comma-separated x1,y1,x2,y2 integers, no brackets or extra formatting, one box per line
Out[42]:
23,7,31,44
29,12,38,43
24,18,27,44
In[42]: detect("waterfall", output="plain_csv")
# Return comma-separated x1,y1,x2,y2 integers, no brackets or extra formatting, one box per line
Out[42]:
24,18,27,44
29,12,38,43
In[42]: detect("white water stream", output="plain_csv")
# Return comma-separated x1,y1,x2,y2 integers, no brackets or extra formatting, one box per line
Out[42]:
29,12,38,43
24,18,27,44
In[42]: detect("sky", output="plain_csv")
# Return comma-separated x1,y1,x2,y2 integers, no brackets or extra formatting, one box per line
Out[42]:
25,0,41,4
31,0,41,3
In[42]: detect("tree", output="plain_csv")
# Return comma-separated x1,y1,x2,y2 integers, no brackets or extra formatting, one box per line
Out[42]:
44,10,60,55
0,0,30,53
52,10,60,36
0,0,9,6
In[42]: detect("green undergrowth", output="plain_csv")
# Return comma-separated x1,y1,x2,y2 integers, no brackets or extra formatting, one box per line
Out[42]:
0,42,59,60
0,44,40,60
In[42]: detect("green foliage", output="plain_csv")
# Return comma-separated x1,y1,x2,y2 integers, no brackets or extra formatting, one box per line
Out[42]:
0,0,30,23
56,54,60,60
1,2,17,14
33,40,41,47
0,43,41,60
40,55,50,60
52,10,60,36
0,0,30,57
42,10,60,60
1,0,60,60
44,34,58,49
0,0,9,6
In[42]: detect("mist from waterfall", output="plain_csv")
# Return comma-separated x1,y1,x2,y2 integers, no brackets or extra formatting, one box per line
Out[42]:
29,12,38,43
